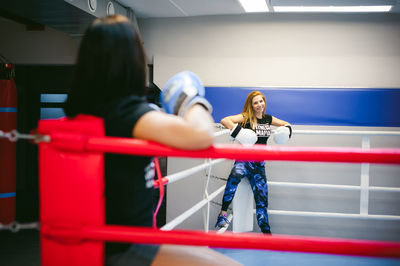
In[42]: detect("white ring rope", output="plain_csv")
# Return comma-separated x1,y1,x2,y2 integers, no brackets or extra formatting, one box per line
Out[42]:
215,124,400,137
214,129,229,137
267,210,400,221
203,159,212,232
267,181,400,192
294,130,400,136
163,158,226,185
161,185,226,231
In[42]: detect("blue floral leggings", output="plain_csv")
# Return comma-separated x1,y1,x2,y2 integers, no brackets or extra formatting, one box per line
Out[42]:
221,161,270,233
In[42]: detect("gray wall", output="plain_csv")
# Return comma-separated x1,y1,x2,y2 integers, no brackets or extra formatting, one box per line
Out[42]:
139,13,400,88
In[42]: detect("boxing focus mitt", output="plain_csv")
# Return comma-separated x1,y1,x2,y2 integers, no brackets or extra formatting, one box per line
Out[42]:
273,125,292,144
161,71,212,117
230,124,257,146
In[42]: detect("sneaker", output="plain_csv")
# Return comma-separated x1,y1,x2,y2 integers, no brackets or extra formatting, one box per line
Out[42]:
215,214,230,228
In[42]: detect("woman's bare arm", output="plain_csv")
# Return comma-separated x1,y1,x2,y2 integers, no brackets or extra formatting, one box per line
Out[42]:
271,116,291,127
133,104,214,150
220,114,244,130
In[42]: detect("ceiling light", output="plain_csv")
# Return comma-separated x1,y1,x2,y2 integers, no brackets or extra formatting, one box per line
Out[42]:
239,0,269,13
273,5,393,13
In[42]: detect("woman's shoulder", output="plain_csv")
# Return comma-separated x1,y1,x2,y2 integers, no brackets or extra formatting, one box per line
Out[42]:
225,113,244,119
103,96,156,137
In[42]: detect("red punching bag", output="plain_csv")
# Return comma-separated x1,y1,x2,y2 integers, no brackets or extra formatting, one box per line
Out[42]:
0,62,17,224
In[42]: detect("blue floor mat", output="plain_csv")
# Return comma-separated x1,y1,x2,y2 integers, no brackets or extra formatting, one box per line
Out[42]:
214,248,400,266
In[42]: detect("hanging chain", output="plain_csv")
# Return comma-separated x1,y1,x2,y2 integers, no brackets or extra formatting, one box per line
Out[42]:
0,129,50,143
0,221,40,233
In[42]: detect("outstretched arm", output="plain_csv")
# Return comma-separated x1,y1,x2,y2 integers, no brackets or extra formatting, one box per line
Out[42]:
220,114,244,130
271,116,291,127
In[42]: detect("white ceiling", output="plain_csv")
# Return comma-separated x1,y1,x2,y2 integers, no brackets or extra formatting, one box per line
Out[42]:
117,0,400,18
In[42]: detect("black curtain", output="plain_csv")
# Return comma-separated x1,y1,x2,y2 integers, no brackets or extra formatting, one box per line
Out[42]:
14,65,73,222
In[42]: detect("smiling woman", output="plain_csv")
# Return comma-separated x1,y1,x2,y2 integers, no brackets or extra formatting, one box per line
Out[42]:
215,90,291,233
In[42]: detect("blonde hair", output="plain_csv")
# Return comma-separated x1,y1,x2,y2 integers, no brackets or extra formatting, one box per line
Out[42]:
241,91,266,130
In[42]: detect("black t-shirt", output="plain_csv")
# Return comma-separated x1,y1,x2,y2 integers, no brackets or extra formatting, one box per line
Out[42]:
243,114,272,145
96,95,156,256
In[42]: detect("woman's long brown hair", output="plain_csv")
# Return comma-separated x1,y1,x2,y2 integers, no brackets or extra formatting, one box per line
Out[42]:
241,91,266,130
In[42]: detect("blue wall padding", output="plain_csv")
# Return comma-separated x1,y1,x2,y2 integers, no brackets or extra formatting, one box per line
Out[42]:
205,87,400,127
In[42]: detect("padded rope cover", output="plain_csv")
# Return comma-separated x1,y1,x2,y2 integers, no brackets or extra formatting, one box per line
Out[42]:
38,115,105,266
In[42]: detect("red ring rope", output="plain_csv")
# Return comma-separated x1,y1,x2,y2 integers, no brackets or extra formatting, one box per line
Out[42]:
41,224,400,258
48,132,400,164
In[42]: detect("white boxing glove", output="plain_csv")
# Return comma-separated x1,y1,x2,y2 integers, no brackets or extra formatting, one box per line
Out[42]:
273,125,292,144
230,124,257,146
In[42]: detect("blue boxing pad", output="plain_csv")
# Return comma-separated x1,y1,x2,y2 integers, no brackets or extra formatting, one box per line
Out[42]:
161,71,212,117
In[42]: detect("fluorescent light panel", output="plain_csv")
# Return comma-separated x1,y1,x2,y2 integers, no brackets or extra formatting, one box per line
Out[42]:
239,0,269,12
274,5,393,13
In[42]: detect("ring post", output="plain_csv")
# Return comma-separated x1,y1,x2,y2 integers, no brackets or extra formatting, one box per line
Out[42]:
232,178,254,232
38,115,105,266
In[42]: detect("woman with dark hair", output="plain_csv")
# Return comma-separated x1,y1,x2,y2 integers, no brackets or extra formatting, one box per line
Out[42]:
215,91,292,234
65,15,239,266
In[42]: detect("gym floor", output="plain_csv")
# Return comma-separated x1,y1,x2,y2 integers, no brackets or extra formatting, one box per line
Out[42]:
214,248,400,266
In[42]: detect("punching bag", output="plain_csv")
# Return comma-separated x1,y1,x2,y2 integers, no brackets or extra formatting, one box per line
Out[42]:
0,63,17,224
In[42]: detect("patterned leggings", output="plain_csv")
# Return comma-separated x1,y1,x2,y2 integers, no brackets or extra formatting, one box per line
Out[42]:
221,161,270,233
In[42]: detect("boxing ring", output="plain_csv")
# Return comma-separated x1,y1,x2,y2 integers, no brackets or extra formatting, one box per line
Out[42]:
33,116,400,265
